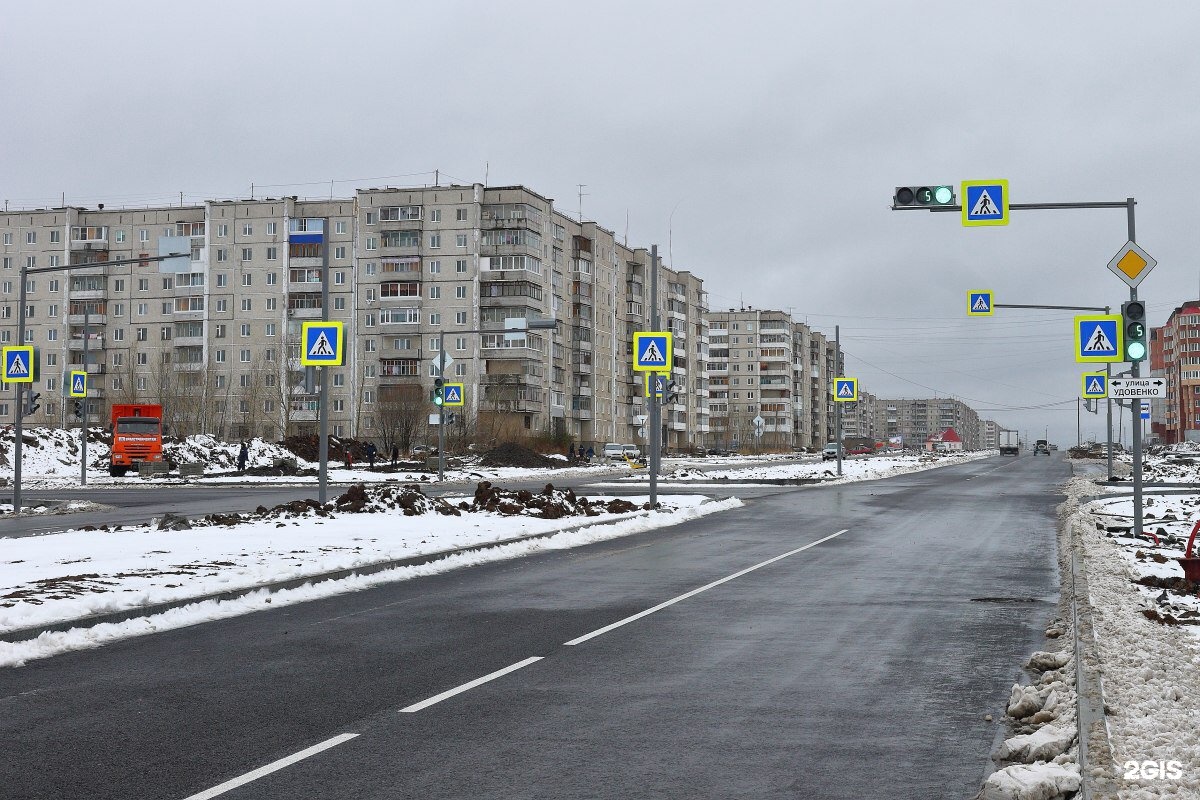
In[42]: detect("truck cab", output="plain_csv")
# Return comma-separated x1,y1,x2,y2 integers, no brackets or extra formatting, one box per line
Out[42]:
110,403,164,476
1034,439,1051,456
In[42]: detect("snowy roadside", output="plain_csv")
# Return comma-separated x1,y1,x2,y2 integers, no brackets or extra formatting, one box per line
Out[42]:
0,482,741,667
1062,472,1200,797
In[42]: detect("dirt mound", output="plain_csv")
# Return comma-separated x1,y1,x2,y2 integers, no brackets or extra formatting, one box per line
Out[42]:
281,435,378,464
480,442,556,469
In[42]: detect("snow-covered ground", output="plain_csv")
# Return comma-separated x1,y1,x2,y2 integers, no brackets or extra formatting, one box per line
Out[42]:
614,449,995,483
1062,446,1200,797
0,483,740,667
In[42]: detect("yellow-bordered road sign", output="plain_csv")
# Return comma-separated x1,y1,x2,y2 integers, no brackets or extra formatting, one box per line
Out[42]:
961,179,1009,227
69,370,88,397
1081,372,1108,399
2,346,36,383
300,321,345,367
632,331,672,372
1074,315,1123,363
967,290,994,316
442,383,465,407
833,377,858,402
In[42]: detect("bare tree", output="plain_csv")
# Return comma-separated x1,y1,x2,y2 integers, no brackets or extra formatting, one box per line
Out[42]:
377,383,426,455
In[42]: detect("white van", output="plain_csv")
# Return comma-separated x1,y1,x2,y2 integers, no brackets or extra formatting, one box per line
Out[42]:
602,443,624,459
622,444,641,458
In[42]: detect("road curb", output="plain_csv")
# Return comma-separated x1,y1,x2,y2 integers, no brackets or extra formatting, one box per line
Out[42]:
1,500,728,644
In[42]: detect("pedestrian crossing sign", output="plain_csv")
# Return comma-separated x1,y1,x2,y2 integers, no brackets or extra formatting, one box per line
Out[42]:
69,371,88,398
1074,315,1122,363
442,383,464,407
300,321,345,366
961,179,1009,227
2,346,36,383
967,291,994,317
1081,372,1107,399
833,377,858,402
632,331,673,372
645,373,667,397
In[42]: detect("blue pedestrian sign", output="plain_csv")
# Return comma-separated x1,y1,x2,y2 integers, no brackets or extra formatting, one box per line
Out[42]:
632,331,673,372
961,179,1009,227
2,346,36,383
645,373,667,397
442,383,464,407
300,321,345,367
1074,315,1123,363
69,371,88,398
833,377,858,403
967,290,994,317
1081,372,1107,399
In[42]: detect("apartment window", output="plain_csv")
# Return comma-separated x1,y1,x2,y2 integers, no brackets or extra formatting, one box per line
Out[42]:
215,299,228,312
46,329,57,341
456,208,467,221
429,233,441,249
455,336,467,351
241,299,252,311
216,273,227,287
242,274,252,286
240,349,251,363
455,311,467,325
240,323,251,337
1,233,9,245
334,374,345,387
26,231,36,244
364,261,376,276
429,337,440,351
136,327,148,341
160,326,172,341
215,324,226,338
138,278,149,291
139,229,149,242
217,224,228,237
112,328,124,341
455,286,466,299
455,234,467,248
456,259,467,273
266,222,277,235
215,349,226,363
334,271,345,285
334,246,346,259
50,230,61,243
115,230,126,243
242,223,253,236
335,221,347,234
366,237,378,250
111,279,122,292
136,303,148,316
429,313,441,325
429,286,440,299
266,246,278,260
334,297,345,309
429,260,441,274
241,248,252,261
26,256,35,269
266,323,276,336
265,297,276,311
455,363,466,377
364,338,376,353
162,276,174,290
365,212,376,225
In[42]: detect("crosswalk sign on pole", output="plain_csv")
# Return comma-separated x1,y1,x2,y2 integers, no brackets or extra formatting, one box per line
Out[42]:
1073,315,1123,363
645,373,667,397
2,346,36,383
967,290,994,317
1081,372,1107,399
442,383,465,407
300,321,346,366
69,370,88,398
961,179,1010,227
632,331,673,372
833,377,858,403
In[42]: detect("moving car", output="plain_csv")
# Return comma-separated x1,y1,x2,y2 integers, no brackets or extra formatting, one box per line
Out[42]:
622,444,641,458
822,442,843,461
1034,439,1051,455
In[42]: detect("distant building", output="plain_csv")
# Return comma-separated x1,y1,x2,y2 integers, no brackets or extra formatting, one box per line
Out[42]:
1151,300,1200,444
926,427,963,452
876,397,982,450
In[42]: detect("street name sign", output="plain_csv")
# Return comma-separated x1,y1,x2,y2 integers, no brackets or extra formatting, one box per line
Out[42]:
1108,376,1165,400
967,290,994,316
961,179,1009,227
1074,315,1123,363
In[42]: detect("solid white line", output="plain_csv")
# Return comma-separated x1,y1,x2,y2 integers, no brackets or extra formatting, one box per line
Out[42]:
181,732,359,800
564,528,851,646
399,656,544,713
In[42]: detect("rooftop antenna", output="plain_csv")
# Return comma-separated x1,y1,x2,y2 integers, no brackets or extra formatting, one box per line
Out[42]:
668,200,682,267
624,209,629,247
484,161,489,185
577,184,588,222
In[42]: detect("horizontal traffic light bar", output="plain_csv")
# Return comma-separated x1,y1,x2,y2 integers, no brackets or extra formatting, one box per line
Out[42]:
893,185,955,207
892,200,1132,212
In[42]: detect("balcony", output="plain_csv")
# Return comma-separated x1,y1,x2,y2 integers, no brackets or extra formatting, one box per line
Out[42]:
70,289,107,302
288,306,324,320
67,313,106,326
68,336,104,351
173,335,205,348
173,362,205,372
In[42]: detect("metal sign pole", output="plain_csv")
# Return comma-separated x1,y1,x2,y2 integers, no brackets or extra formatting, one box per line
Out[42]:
649,245,660,507
1127,198,1144,539
81,308,88,487
438,331,446,482
318,218,330,505
13,266,28,516
835,325,843,476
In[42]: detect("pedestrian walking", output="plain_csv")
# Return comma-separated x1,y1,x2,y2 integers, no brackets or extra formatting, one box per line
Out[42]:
237,441,248,472
569,442,576,460
391,444,399,466
585,445,594,462
367,442,377,469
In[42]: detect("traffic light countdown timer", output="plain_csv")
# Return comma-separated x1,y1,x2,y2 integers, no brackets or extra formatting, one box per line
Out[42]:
1122,300,1148,362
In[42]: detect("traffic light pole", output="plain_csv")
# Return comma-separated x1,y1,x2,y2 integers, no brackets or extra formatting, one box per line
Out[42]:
649,245,660,508
80,308,89,487
438,330,446,482
319,221,330,505
835,325,842,477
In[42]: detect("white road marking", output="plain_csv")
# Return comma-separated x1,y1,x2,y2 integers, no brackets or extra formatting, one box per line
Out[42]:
399,656,544,713
181,732,359,800
564,528,851,646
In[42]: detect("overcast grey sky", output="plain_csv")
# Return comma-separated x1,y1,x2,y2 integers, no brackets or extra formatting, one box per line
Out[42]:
4,0,1198,444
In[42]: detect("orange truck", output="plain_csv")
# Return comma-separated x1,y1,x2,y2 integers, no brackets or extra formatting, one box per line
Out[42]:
109,404,164,476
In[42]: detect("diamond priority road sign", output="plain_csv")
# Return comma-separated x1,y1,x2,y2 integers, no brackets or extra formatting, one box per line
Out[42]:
1108,376,1166,400
1106,240,1157,289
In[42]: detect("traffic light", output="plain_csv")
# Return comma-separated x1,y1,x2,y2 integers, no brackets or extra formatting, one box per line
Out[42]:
23,391,41,418
1122,300,1148,362
432,377,445,406
893,185,956,207
74,400,83,418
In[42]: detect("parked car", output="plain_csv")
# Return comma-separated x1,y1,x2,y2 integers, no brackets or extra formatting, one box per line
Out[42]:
410,445,430,457
622,444,641,459
602,443,624,459
847,446,873,456
822,442,843,461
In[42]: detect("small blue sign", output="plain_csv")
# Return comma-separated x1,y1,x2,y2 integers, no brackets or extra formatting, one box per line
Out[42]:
444,385,461,403
962,179,1009,227
1141,400,1151,421
967,291,994,316
633,332,671,371
2,346,35,383
1076,317,1120,362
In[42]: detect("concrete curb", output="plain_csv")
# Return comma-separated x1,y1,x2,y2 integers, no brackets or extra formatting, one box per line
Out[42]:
0,501,726,644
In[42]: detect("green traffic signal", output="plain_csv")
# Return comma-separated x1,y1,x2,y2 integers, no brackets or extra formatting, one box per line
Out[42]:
933,185,954,204
1122,300,1148,362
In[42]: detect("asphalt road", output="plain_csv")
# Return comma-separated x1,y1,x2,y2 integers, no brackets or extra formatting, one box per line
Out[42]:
0,453,1065,799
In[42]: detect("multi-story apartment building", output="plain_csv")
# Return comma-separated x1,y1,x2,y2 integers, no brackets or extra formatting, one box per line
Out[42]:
0,184,712,451
875,397,982,450
1151,300,1200,444
704,308,841,450
841,389,878,443
978,419,1001,449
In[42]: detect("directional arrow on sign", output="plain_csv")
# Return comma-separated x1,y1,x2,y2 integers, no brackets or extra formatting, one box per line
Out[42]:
1108,376,1166,399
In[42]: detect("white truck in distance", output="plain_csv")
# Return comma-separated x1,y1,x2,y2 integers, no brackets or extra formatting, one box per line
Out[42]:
999,430,1020,456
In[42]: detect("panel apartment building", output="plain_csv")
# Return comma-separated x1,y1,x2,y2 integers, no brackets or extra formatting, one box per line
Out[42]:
875,397,982,450
704,308,841,450
0,184,710,450
1150,300,1200,444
